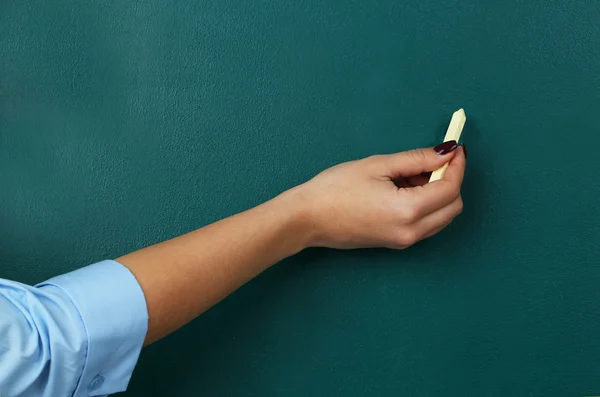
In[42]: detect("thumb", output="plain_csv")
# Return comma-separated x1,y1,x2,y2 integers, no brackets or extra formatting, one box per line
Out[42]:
376,141,459,178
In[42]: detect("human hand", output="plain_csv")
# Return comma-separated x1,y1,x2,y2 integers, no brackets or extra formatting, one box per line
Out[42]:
292,141,466,250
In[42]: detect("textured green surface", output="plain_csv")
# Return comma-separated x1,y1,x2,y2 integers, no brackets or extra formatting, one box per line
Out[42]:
2,1,600,396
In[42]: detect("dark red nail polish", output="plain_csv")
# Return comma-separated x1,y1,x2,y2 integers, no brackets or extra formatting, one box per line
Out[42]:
433,140,458,155
462,143,468,159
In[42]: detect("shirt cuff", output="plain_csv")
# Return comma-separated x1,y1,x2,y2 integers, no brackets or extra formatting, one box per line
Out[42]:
37,260,148,396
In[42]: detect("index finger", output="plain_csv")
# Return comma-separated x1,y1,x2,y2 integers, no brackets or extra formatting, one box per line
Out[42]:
403,146,466,216
436,145,466,186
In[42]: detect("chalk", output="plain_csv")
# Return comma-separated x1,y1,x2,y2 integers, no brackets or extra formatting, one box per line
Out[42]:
429,108,466,182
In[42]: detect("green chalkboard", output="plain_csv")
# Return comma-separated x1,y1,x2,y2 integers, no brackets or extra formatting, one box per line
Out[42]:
2,1,600,396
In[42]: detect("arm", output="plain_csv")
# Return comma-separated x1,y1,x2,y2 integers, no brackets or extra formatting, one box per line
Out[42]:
118,143,466,345
0,143,465,396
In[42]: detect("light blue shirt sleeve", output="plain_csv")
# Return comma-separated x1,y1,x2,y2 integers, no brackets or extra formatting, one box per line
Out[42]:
0,260,149,397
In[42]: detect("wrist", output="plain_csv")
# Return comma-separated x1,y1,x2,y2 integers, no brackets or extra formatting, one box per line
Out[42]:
270,184,318,252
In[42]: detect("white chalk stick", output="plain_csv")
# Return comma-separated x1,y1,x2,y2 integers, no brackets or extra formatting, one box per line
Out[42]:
429,108,466,182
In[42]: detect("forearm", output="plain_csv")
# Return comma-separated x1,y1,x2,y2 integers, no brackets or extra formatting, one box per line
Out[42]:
117,188,311,345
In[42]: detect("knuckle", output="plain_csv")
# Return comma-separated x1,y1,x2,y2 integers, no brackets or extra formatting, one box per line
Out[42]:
362,155,385,172
396,229,420,247
398,204,420,223
448,184,461,199
366,154,390,167
457,196,464,210
365,154,382,163
408,149,427,164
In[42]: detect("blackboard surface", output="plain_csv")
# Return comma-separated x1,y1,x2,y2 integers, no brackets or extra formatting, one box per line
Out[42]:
2,1,600,396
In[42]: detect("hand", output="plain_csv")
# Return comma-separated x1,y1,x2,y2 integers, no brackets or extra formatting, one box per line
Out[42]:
291,142,466,249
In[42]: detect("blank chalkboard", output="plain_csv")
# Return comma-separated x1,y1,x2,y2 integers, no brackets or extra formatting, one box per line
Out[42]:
2,1,600,396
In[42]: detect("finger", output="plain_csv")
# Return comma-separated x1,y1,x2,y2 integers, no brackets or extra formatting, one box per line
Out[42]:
434,145,466,187
372,142,459,179
404,146,466,216
416,195,463,239
422,222,449,240
422,215,455,240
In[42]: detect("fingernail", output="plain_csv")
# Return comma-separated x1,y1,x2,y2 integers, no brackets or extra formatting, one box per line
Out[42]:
462,143,468,159
434,140,458,155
